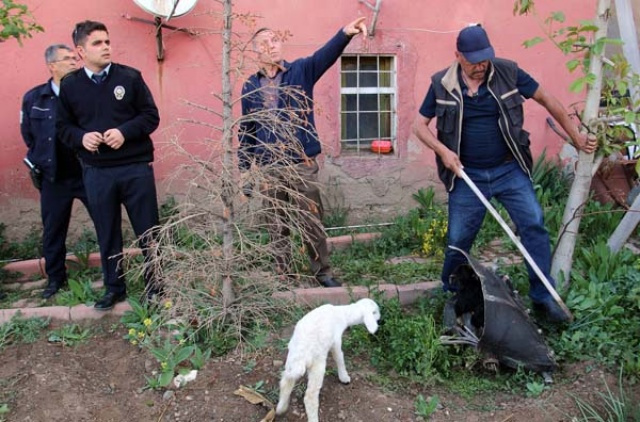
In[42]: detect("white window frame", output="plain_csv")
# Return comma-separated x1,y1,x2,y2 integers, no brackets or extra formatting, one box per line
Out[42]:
340,55,397,155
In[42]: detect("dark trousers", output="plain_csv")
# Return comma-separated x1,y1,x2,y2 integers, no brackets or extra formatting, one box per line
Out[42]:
263,158,331,277
40,177,90,284
83,162,159,294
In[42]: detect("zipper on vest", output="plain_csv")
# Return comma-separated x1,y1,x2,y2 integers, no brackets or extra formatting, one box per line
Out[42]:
487,84,531,179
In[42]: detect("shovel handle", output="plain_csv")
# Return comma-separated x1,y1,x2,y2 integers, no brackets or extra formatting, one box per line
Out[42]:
457,169,573,321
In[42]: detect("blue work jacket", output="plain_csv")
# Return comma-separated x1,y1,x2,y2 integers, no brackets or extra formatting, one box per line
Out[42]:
21,80,81,181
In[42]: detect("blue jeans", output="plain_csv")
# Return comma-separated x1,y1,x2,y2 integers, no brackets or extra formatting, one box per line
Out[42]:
441,161,554,303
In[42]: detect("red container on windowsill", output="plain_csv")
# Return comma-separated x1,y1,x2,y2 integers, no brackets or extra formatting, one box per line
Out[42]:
371,140,393,154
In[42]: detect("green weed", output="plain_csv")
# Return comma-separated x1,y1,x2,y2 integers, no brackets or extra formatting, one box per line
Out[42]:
555,245,640,376
323,205,350,230
159,196,179,224
47,324,92,346
66,229,98,271
54,278,102,306
525,380,546,397
242,360,257,373
0,223,41,260
121,297,214,390
0,314,49,350
0,403,8,422
346,297,447,382
571,368,640,421
414,394,439,419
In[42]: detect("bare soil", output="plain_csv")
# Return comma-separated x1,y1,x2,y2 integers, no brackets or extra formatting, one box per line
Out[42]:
1,318,637,422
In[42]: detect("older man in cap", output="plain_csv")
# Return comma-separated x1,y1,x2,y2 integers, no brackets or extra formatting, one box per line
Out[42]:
413,25,597,323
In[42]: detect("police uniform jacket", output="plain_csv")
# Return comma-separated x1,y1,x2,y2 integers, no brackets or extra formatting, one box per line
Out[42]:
57,63,159,167
21,80,82,182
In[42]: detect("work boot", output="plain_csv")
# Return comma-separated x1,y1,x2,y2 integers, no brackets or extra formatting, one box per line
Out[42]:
532,299,570,323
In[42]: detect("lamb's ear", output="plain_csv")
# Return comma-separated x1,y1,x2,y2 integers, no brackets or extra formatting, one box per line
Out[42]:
363,311,379,334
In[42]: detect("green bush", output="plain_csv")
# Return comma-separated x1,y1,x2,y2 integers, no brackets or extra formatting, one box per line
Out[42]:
555,244,640,376
0,223,41,260
0,314,49,350
346,297,449,382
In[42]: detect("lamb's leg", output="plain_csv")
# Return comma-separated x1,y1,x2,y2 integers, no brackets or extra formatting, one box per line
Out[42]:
276,364,304,415
303,359,326,422
331,340,350,384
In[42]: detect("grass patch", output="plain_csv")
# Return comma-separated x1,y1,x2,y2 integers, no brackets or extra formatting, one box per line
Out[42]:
47,323,93,346
571,368,640,421
0,314,49,351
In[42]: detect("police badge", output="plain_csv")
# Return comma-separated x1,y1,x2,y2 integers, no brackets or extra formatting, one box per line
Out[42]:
114,86,125,100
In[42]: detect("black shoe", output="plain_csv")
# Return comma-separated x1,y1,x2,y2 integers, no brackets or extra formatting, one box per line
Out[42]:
42,281,64,299
532,299,570,323
316,275,342,288
94,291,127,311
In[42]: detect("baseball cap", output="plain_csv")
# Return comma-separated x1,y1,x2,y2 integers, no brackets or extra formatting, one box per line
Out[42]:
457,25,495,64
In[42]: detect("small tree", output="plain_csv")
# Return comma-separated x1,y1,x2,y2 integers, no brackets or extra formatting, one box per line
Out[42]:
137,0,342,351
514,0,640,286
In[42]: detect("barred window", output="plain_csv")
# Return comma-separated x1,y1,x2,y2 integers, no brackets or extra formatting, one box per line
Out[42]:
340,55,397,154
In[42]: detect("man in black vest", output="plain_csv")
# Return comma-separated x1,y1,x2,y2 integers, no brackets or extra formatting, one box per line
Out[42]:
57,21,161,310
21,44,92,299
413,25,597,323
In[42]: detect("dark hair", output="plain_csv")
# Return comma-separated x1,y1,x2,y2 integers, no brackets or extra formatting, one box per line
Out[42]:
72,20,108,47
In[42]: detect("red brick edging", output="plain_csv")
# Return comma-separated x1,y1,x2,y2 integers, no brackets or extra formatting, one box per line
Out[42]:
1,232,440,323
0,301,132,324
0,281,441,324
3,234,381,281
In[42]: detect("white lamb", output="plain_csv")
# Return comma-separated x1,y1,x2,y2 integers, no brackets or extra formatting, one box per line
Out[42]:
275,298,381,422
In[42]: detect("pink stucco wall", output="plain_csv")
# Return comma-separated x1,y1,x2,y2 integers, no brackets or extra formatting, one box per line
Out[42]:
0,0,595,234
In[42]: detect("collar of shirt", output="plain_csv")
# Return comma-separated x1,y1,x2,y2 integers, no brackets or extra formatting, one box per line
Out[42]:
50,80,60,96
84,63,112,80
258,61,287,78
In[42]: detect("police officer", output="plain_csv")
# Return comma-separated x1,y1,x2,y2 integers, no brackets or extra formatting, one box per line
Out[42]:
57,21,161,310
20,44,92,299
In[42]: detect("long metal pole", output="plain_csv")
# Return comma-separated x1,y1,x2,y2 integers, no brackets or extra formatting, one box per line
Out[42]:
457,169,573,321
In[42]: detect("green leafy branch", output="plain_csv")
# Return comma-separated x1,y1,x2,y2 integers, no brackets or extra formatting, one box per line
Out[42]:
513,1,640,162
0,0,43,45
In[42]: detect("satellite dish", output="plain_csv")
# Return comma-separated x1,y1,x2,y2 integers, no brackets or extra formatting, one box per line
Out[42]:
132,0,197,19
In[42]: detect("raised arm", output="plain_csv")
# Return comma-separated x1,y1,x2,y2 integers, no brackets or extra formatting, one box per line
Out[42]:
305,17,368,83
